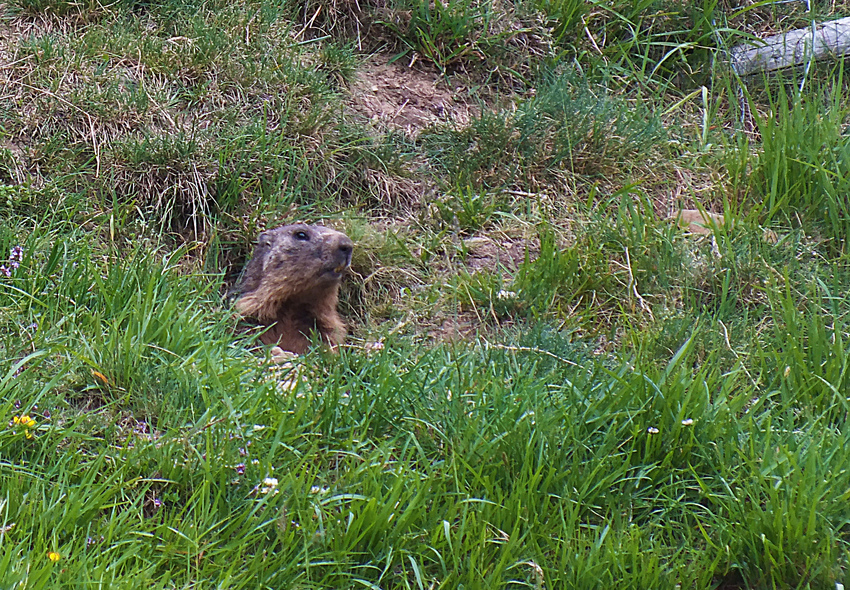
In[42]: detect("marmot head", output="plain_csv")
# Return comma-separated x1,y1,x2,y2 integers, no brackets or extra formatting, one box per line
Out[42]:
235,224,353,322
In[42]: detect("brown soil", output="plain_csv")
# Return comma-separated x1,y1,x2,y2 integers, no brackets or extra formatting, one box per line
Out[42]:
347,54,477,136
463,235,538,274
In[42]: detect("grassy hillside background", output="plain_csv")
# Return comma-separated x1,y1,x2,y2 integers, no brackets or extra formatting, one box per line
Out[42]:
3,0,850,587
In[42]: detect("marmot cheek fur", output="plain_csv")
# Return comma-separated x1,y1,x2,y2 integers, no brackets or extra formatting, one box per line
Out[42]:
235,224,354,354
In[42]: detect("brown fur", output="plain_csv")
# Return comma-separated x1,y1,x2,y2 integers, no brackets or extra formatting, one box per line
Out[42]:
235,224,353,354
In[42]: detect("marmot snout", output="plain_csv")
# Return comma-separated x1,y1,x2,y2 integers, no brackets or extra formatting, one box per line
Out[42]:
235,224,353,354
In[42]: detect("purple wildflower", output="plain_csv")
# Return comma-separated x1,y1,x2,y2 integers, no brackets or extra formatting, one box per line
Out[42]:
0,266,9,278
9,246,22,262
235,463,246,475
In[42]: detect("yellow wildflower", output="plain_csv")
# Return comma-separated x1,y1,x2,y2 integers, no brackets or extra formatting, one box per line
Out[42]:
48,551,60,563
12,415,35,428
11,415,36,439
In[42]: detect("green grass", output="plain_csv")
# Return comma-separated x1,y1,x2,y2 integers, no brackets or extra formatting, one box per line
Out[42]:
422,70,666,189
3,0,850,586
3,250,850,587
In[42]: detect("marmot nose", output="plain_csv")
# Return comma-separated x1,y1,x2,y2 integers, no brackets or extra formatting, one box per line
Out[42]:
339,244,352,266
336,236,353,257
330,235,353,268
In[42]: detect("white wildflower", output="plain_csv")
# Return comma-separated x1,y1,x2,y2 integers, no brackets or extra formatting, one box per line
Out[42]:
364,341,384,352
259,477,279,495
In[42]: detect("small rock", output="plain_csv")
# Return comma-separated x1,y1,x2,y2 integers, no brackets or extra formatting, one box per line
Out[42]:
463,237,491,251
672,209,727,235
270,346,298,364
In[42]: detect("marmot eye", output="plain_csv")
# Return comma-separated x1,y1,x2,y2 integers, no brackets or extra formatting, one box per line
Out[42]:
294,231,309,241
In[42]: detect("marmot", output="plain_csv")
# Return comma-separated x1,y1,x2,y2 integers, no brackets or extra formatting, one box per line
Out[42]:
234,224,354,355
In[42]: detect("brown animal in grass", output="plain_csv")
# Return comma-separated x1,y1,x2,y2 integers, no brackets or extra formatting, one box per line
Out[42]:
234,224,354,355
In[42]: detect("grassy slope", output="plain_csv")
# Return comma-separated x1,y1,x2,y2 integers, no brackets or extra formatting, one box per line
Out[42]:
2,0,850,587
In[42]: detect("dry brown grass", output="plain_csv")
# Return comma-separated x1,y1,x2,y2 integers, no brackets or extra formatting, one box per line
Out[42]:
0,3,413,238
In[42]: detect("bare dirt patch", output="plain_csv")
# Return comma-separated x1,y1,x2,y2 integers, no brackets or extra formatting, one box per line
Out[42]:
348,54,477,135
463,234,538,273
